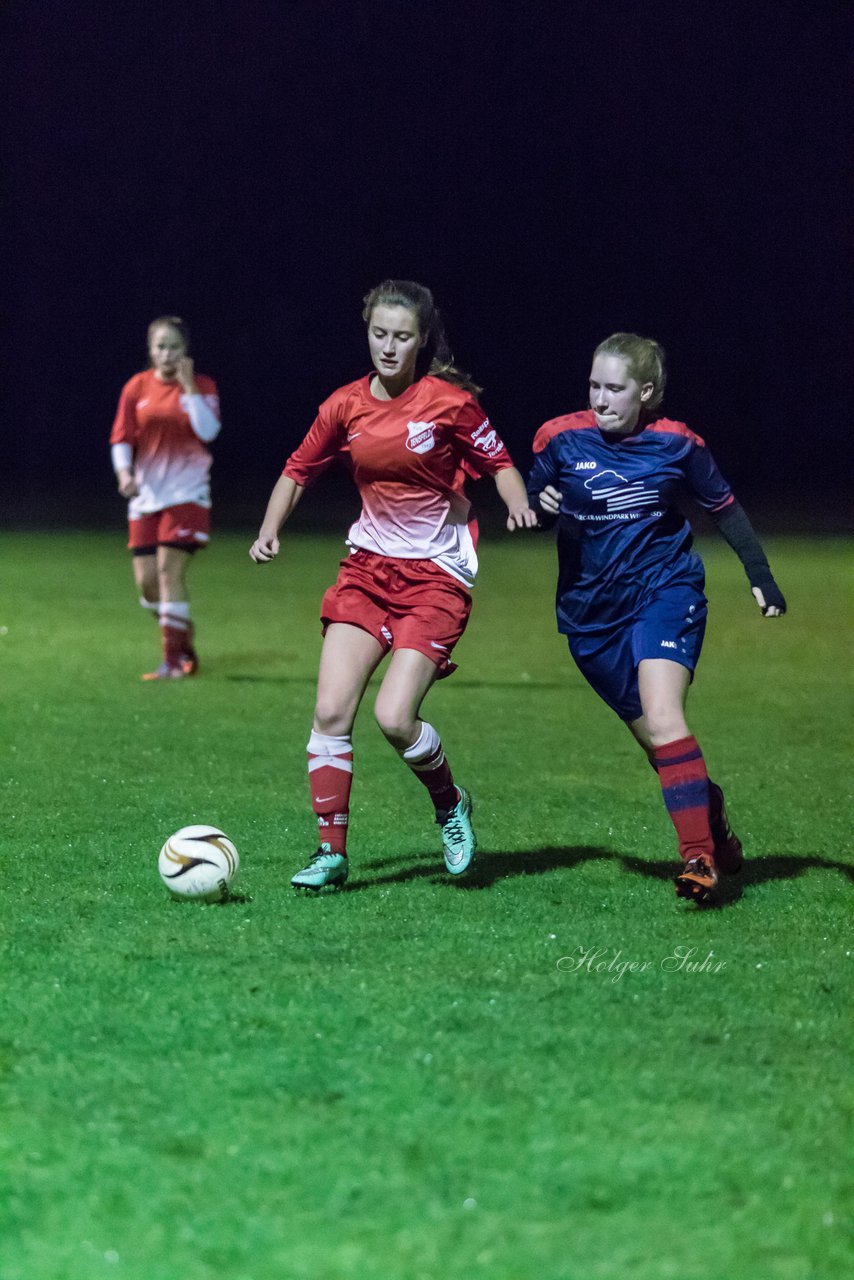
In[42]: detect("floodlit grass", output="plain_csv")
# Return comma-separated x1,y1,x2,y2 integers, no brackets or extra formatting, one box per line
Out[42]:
1,529,851,1280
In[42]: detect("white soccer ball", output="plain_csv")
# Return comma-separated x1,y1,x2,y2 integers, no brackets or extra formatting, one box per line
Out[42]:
158,825,240,902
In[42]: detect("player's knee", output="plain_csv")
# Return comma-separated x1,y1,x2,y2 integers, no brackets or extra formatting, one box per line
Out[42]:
313,701,352,737
644,706,689,746
373,698,415,747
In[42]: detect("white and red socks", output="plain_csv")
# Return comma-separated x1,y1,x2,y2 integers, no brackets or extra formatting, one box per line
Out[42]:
158,601,192,670
652,734,715,864
307,730,353,855
398,721,458,814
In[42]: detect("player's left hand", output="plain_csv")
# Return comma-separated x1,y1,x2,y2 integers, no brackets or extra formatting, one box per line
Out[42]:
506,504,539,532
751,584,787,617
175,355,197,394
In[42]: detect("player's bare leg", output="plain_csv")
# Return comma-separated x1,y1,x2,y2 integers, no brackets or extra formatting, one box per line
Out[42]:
133,550,170,676
313,623,385,738
292,624,385,891
372,647,439,749
632,657,692,749
375,648,476,875
160,545,196,673
631,659,725,902
132,552,160,633
132,551,159,609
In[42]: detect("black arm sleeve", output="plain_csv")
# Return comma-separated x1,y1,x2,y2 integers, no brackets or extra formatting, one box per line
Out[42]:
711,501,787,611
525,477,558,530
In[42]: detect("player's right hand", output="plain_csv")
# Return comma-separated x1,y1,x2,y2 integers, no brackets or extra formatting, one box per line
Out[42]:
117,470,139,498
249,534,279,563
539,485,562,516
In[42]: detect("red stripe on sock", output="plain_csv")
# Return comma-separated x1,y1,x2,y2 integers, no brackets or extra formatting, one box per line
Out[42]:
160,620,186,667
653,735,713,862
407,754,456,812
308,756,352,854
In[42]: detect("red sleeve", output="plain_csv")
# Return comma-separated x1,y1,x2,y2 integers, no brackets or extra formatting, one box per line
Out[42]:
533,410,594,453
109,374,142,446
683,438,735,513
451,397,514,479
282,394,347,487
648,420,735,513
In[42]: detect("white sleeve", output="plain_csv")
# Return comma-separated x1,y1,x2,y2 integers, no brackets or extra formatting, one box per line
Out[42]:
181,393,221,443
111,442,133,473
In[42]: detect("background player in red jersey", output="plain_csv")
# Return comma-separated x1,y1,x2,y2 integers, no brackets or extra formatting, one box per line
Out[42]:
528,333,786,904
250,279,537,890
110,316,221,680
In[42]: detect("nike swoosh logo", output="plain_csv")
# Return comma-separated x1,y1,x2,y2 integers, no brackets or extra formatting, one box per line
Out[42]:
315,795,337,804
347,432,362,442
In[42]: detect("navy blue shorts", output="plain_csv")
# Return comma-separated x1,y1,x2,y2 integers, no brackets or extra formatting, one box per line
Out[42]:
567,583,707,722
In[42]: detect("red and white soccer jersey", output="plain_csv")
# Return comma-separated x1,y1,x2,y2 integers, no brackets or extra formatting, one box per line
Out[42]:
110,368,220,516
283,375,514,588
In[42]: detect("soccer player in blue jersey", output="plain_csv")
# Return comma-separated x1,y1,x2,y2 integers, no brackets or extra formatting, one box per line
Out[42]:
527,333,786,903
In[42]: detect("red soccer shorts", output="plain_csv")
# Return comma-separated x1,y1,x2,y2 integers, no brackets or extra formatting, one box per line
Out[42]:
128,503,211,552
320,549,473,675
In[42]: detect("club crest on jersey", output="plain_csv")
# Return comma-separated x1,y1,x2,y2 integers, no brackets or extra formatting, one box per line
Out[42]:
406,421,436,454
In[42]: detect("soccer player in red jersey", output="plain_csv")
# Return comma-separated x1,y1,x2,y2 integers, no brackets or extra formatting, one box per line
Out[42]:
110,317,221,680
250,280,538,889
527,334,786,903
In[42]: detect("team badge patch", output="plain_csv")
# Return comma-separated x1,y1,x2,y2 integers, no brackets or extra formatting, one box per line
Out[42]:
406,421,436,454
470,418,502,456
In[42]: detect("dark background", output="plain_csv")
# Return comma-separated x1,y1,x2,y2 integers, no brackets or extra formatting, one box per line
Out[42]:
2,0,850,531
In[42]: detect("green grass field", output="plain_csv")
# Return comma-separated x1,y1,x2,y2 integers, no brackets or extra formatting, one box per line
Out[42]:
1,529,851,1280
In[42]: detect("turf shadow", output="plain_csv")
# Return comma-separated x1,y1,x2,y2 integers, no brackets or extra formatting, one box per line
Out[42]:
349,848,852,904
349,845,614,892
223,672,317,686
620,851,853,888
224,671,569,691
739,853,854,887
443,678,573,691
619,853,743,909
615,851,853,910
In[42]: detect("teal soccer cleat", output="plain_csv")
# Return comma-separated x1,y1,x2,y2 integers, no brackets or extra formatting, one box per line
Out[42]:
436,787,476,876
291,846,348,891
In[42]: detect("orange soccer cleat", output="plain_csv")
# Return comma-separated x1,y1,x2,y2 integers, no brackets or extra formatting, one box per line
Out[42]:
675,854,719,903
180,647,199,676
142,662,186,681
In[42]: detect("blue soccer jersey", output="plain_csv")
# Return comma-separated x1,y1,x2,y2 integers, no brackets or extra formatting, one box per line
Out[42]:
527,410,734,635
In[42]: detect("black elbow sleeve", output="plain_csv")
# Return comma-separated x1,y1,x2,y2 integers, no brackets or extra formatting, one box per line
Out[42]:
713,501,774,587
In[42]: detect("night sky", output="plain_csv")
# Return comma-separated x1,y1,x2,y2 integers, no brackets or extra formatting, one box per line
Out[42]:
3,0,850,528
